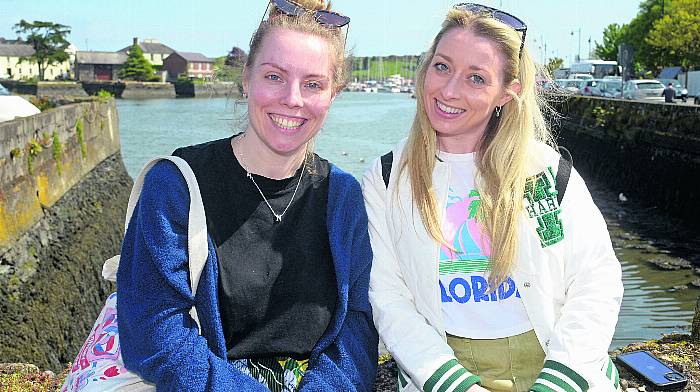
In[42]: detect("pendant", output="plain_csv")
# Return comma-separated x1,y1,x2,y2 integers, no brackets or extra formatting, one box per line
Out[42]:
274,214,282,222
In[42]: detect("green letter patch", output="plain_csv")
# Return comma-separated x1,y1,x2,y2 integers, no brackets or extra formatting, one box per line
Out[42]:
524,167,564,247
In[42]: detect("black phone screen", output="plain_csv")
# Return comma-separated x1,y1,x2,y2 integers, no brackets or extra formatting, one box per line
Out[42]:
618,351,685,386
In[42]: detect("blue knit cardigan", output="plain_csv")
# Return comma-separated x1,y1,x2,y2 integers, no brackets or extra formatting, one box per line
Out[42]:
117,160,378,391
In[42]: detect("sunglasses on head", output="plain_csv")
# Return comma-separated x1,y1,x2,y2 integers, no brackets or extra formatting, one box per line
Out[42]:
453,3,527,58
267,0,350,27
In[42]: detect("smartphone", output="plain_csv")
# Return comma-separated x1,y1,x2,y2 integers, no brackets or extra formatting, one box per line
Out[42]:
617,350,688,391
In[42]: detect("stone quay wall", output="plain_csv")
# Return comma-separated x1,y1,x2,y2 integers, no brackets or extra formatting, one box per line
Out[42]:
121,81,176,99
1,81,88,97
194,81,241,98
0,98,121,246
553,97,700,230
3,80,239,99
0,98,132,371
80,81,126,98
82,81,175,99
36,82,88,98
0,80,38,95
173,80,242,98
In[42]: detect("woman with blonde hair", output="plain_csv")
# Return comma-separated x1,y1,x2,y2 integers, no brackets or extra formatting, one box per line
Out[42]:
116,0,378,391
363,4,622,392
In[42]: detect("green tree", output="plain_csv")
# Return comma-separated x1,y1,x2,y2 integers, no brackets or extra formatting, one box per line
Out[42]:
213,46,246,82
595,23,627,61
13,20,71,81
119,44,155,81
224,46,247,68
646,0,700,68
545,57,564,75
621,0,666,70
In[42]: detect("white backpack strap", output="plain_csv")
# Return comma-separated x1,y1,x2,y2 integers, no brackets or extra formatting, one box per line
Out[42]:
120,155,208,332
102,255,121,282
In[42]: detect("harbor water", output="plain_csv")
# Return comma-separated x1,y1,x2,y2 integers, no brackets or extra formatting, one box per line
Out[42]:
117,92,698,350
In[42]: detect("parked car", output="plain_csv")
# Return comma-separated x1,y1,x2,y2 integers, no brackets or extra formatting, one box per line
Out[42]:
622,80,665,101
599,80,623,98
578,79,604,96
569,73,594,80
587,79,623,98
658,79,688,102
554,79,582,94
0,82,10,96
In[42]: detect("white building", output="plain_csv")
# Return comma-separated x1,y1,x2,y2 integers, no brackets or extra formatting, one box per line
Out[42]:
118,38,175,67
0,41,72,80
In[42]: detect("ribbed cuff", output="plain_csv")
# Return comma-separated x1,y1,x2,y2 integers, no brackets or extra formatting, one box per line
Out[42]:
604,356,620,390
423,359,481,392
530,360,588,392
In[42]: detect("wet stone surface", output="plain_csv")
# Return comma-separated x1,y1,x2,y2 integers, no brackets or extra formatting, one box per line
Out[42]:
589,181,700,287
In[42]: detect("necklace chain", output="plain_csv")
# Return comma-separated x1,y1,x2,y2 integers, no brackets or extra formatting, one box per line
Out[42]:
233,135,304,222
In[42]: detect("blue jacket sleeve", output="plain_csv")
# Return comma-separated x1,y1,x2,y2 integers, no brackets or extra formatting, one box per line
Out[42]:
117,161,269,392
298,174,379,392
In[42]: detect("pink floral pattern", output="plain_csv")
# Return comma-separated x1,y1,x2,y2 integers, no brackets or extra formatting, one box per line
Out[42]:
61,293,137,392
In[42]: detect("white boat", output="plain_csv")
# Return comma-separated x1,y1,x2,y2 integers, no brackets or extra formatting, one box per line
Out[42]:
346,81,364,92
364,80,379,93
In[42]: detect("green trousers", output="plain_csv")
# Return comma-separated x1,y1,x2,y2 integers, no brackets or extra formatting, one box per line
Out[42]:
447,330,545,392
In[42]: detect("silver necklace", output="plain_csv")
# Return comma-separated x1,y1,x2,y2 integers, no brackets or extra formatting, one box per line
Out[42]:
233,135,304,222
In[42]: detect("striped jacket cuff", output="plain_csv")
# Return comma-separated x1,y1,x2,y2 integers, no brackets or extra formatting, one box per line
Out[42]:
423,359,481,392
530,360,589,392
603,356,620,390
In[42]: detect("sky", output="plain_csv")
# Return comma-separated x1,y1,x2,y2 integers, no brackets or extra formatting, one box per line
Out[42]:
0,0,642,67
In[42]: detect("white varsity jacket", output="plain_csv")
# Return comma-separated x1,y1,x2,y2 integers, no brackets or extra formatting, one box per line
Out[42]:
362,139,623,392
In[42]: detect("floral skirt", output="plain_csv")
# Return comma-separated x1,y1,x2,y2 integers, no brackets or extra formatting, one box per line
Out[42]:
232,357,308,392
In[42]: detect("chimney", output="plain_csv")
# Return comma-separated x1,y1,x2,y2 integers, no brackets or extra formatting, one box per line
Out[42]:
133,37,138,46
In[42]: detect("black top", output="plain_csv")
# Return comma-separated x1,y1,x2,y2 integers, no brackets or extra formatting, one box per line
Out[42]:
173,136,337,360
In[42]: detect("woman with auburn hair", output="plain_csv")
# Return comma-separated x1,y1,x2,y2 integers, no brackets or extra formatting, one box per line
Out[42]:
116,0,377,391
363,4,622,392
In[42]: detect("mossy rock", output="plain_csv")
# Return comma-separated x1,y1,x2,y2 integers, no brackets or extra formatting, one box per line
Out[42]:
612,334,700,391
0,362,69,391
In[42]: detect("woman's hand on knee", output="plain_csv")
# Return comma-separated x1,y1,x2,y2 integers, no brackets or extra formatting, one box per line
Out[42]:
467,384,491,392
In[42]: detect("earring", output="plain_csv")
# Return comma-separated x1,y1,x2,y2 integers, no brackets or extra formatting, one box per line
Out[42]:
243,92,248,99
495,106,502,118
